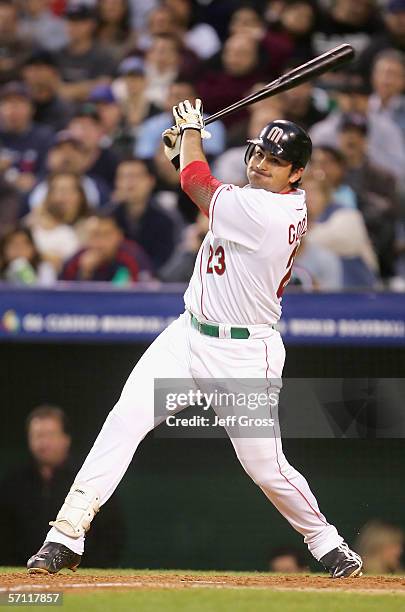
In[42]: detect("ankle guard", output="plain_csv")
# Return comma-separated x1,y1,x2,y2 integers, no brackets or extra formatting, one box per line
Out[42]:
49,482,100,538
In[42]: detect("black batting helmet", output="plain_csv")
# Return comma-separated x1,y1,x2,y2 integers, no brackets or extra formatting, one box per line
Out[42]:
244,119,312,168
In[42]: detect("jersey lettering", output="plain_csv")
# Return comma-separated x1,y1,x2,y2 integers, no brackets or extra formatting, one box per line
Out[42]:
276,243,300,298
288,224,295,244
207,245,226,275
289,216,307,245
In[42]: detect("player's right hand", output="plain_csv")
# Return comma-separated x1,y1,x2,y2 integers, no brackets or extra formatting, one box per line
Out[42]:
162,126,181,171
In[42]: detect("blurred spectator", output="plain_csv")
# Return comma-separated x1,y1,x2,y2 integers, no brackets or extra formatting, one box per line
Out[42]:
228,4,267,40
268,545,309,573
0,225,55,284
164,0,221,60
138,12,186,82
312,0,383,56
24,171,89,272
355,520,404,574
61,212,151,282
111,158,178,271
88,84,133,159
134,79,225,161
280,76,329,130
112,56,160,130
338,114,398,279
303,172,378,288
40,170,89,228
309,145,358,209
18,0,68,51
310,74,405,181
68,105,119,189
197,33,266,127
264,1,316,66
0,82,54,193
159,211,208,282
195,0,256,41
293,240,344,290
137,2,218,63
27,130,111,212
355,0,405,82
22,50,74,132
144,33,183,109
128,0,158,32
0,0,32,84
0,404,126,567
54,2,117,102
369,49,405,142
227,4,304,78
132,5,177,51
96,0,135,61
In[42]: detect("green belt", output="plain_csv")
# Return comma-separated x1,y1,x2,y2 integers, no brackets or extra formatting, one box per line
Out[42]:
190,313,250,339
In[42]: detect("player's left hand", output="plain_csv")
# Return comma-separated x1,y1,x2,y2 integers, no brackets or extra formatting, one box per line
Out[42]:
162,126,181,170
173,99,211,139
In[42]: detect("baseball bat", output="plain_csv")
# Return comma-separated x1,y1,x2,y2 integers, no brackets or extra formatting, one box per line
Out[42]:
163,44,354,146
204,43,354,126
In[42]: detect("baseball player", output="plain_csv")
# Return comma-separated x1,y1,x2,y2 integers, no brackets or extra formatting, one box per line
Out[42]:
27,101,363,579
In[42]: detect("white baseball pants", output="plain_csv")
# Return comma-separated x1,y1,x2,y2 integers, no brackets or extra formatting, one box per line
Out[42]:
47,311,343,560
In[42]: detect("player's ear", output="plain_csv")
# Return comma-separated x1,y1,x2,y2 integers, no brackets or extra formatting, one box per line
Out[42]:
289,167,304,185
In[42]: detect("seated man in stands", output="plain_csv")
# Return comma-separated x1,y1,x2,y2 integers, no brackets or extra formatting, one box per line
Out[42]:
53,3,117,102
303,172,379,288
60,212,152,283
337,113,399,280
26,130,111,212
309,145,357,210
0,81,54,194
0,404,125,567
68,105,119,190
111,158,180,272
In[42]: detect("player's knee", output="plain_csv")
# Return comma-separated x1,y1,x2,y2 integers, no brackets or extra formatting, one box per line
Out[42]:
109,403,154,439
240,458,280,489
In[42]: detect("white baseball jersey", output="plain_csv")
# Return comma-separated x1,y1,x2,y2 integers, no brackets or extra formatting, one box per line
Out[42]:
184,183,307,325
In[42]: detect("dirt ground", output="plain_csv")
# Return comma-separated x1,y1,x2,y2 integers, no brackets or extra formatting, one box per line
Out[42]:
1,572,405,593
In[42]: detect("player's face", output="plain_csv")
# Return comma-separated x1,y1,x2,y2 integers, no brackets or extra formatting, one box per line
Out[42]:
247,146,303,192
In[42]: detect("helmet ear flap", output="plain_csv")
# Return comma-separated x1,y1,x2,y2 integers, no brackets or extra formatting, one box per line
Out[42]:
244,143,255,165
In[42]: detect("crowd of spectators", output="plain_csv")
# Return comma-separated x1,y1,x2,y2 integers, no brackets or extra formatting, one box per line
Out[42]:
0,0,405,290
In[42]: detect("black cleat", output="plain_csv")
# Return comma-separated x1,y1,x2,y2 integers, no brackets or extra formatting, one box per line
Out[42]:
320,541,363,578
27,542,81,575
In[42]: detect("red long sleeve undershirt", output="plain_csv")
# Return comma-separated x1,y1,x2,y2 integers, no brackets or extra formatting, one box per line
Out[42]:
180,161,222,218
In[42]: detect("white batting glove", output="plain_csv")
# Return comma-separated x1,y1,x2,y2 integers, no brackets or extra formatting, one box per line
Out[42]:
173,99,211,139
162,126,181,170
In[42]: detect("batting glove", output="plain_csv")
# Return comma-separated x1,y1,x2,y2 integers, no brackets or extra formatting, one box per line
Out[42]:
173,98,211,139
162,126,181,170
